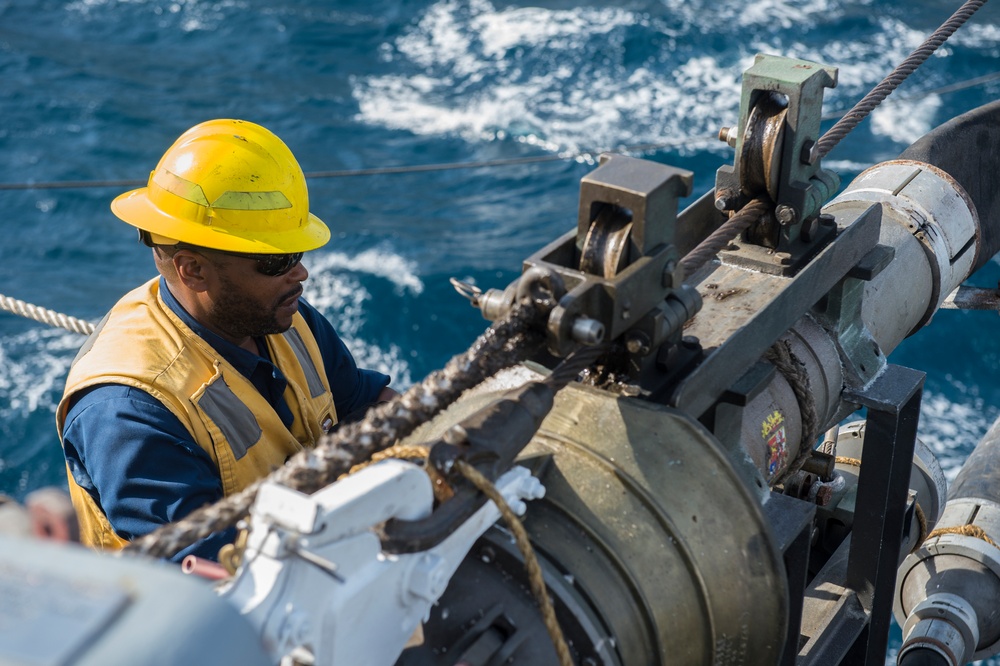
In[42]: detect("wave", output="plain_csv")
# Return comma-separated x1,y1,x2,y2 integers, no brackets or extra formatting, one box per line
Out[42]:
919,387,998,483
0,327,83,420
309,247,424,296
351,0,948,155
304,250,417,389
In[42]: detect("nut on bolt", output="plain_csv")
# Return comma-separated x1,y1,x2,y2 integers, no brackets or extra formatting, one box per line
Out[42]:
571,316,605,345
625,331,651,356
715,189,739,212
775,204,798,225
718,126,738,148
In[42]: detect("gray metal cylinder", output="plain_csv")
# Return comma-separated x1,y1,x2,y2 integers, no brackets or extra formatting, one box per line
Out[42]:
832,420,947,541
950,414,1000,504
405,368,789,665
728,160,981,488
895,416,1000,663
824,160,979,350
897,594,979,666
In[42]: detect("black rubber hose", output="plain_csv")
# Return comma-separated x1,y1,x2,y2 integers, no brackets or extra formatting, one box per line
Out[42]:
898,647,950,666
899,99,1000,273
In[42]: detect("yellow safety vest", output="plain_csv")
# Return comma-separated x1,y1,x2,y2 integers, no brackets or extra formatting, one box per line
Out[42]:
56,277,337,551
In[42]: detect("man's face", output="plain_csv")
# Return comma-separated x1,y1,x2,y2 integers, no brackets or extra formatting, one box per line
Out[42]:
206,254,307,340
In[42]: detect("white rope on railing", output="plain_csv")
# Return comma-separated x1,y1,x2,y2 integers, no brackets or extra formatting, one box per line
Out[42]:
0,293,95,335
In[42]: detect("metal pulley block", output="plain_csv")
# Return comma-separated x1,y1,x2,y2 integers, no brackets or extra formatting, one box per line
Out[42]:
475,154,699,358
739,90,788,203
716,54,841,272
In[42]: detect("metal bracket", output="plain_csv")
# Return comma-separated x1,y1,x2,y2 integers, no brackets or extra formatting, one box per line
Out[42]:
517,155,696,357
716,54,840,255
812,244,896,389
667,204,881,417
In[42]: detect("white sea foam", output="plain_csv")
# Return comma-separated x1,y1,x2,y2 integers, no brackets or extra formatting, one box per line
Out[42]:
303,251,416,389
918,388,997,483
0,327,84,420
657,0,847,30
868,95,942,146
946,21,1000,54
824,159,879,178
309,247,424,297
353,0,935,156
353,0,747,152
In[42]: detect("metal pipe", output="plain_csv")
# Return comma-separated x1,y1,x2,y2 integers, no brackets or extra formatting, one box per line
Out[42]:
182,555,231,581
895,414,1000,664
899,99,1000,273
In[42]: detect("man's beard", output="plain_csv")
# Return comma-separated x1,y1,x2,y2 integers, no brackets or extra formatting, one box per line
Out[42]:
210,273,295,339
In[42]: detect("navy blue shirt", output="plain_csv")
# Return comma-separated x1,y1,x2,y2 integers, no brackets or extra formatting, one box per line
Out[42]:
61,277,390,562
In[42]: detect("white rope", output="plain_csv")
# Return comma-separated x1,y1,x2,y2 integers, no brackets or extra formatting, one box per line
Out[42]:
0,293,95,335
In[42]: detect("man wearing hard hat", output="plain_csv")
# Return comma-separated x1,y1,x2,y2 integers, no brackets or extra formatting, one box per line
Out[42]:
56,119,397,560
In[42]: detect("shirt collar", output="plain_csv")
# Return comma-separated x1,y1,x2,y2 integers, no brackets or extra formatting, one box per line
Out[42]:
158,276,272,377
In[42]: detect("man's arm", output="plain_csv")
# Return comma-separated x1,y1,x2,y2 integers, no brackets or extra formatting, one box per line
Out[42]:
62,384,236,562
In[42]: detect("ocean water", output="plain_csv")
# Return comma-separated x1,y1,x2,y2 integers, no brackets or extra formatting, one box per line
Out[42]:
2,0,1000,663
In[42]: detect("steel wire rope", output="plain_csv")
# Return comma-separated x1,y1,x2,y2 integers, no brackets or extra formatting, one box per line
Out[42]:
0,138,718,192
679,198,771,279
815,0,989,159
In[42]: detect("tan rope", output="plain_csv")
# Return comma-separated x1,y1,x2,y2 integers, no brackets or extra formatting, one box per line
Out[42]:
345,444,431,477
835,456,861,467
0,293,95,335
927,524,999,549
768,339,818,486
455,460,573,666
912,502,928,552
342,446,573,662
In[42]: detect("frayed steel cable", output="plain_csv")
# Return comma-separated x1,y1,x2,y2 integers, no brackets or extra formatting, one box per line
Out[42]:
126,297,553,560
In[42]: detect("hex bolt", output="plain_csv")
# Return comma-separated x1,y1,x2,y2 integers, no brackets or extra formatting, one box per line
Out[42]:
572,317,605,345
775,204,797,225
715,190,737,211
625,331,651,356
718,126,738,147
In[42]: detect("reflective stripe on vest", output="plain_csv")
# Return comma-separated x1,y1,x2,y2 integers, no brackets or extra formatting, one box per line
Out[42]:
195,376,263,460
284,327,327,399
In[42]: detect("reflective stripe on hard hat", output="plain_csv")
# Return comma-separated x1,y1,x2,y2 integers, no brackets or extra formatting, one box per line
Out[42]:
111,119,331,254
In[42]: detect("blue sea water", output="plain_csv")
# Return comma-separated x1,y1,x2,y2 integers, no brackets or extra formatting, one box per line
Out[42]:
2,0,1000,663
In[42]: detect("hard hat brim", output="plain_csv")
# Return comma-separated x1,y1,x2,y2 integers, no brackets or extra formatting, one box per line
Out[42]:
111,187,331,254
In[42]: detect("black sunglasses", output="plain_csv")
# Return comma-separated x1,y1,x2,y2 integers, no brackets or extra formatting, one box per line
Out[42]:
140,230,303,277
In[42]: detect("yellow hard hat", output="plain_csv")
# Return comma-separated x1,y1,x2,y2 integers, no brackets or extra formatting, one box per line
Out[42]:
111,119,330,253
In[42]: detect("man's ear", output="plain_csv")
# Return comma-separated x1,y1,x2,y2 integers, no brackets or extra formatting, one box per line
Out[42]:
173,250,212,293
